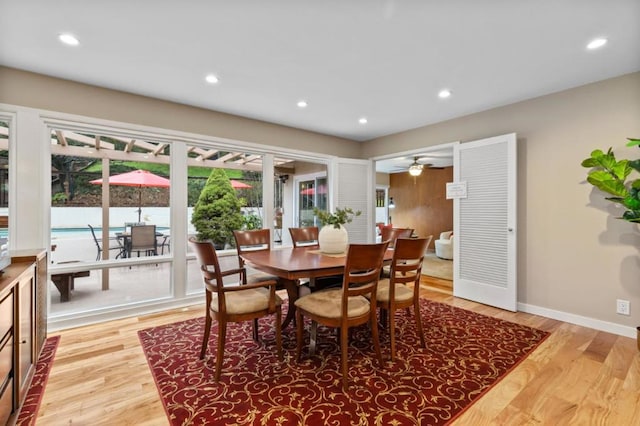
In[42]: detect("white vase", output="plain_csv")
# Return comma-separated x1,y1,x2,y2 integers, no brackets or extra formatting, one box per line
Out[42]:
318,225,348,254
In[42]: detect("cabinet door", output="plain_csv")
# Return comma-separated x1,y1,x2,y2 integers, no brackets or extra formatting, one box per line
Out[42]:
16,268,35,400
34,253,48,355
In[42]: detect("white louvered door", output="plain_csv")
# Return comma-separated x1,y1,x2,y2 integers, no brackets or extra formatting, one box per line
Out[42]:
329,158,374,244
453,133,517,311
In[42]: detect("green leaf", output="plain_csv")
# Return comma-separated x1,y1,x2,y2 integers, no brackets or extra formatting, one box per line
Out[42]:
610,160,631,180
622,210,640,222
626,138,640,147
628,159,640,173
623,195,640,210
581,158,598,168
587,171,629,197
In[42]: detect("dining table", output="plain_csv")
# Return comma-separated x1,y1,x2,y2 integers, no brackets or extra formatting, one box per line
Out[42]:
240,246,394,329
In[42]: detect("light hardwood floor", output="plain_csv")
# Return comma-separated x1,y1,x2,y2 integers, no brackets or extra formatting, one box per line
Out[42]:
36,276,640,425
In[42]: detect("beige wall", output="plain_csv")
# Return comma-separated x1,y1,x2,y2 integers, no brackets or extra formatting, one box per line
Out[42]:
0,66,361,158
375,172,390,186
363,72,640,330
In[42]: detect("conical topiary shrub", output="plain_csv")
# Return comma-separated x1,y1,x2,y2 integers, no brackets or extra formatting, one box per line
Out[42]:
191,168,245,248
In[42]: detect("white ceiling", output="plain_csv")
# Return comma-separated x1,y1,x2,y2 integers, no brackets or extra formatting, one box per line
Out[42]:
0,0,639,147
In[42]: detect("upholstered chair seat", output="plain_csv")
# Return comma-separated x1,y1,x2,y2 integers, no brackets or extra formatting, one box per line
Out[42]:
295,289,370,319
375,279,414,303
211,287,283,315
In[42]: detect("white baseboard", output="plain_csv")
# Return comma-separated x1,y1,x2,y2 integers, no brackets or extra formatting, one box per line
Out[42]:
518,302,638,339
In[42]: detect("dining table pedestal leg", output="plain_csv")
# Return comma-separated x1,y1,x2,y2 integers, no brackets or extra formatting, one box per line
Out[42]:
281,279,299,329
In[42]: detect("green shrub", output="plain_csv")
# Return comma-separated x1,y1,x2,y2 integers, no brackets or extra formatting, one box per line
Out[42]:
191,169,245,247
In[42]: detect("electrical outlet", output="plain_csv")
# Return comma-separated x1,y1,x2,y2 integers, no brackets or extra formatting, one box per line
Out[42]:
616,299,630,315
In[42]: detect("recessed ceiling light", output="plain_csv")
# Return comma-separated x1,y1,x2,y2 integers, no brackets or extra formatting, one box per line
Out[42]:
587,38,607,50
205,74,219,84
438,89,452,99
297,100,308,108
58,33,79,46
359,117,368,125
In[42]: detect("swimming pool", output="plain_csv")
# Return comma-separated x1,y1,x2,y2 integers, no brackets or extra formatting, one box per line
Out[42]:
0,226,170,240
53,226,170,240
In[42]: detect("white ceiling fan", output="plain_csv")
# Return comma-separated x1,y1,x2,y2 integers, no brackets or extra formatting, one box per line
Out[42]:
388,155,445,175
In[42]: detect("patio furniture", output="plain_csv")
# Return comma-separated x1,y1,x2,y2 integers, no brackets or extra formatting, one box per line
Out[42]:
90,170,170,223
51,261,91,302
189,237,282,381
129,225,158,257
88,224,125,261
294,241,389,391
157,234,170,254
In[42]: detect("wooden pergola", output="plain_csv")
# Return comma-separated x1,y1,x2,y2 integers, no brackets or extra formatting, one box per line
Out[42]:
48,129,295,172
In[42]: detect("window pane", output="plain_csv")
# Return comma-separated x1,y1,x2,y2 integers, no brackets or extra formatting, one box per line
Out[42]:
49,129,171,316
185,145,264,295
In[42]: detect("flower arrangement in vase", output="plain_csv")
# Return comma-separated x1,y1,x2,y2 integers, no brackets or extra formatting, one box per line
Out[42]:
313,207,361,253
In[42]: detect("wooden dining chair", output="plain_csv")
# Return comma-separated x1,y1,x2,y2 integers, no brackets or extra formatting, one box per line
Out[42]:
380,227,414,248
233,229,281,284
295,241,389,391
374,236,432,361
233,229,289,334
189,237,283,381
288,226,320,248
289,226,342,291
380,227,414,278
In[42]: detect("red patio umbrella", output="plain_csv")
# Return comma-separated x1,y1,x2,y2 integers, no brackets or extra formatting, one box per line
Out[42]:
230,180,251,189
90,170,170,222
300,184,327,195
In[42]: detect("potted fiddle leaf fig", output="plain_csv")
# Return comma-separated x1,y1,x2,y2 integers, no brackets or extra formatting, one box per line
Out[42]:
313,207,361,254
581,138,640,223
583,138,640,352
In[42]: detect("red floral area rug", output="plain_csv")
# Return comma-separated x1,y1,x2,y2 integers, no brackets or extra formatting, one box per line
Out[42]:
16,335,60,426
138,299,548,425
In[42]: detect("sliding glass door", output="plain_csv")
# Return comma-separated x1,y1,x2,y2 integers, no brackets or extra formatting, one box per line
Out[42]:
295,173,327,227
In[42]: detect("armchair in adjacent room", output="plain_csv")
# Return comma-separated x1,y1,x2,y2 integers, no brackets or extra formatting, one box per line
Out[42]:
435,231,453,260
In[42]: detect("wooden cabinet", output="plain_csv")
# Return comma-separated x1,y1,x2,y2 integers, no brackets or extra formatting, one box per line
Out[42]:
0,250,47,425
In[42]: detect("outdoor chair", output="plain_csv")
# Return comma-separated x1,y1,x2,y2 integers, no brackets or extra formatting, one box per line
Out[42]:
295,241,389,391
88,224,125,260
190,237,282,381
157,234,170,254
129,225,158,257
370,236,432,361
